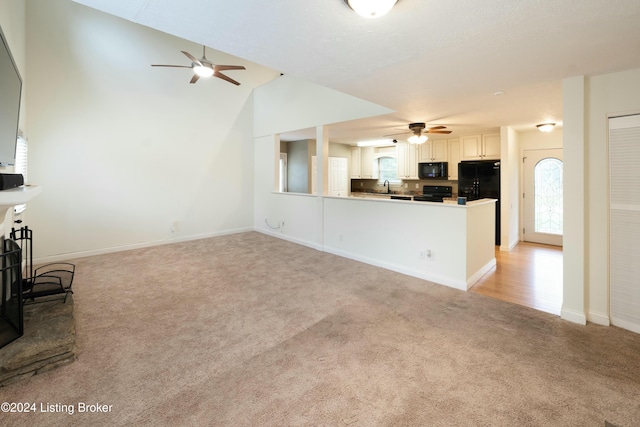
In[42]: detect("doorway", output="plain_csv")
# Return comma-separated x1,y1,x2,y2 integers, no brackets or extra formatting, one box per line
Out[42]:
328,157,349,197
523,149,563,246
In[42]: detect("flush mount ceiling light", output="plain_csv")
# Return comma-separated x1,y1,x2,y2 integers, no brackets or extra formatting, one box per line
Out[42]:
343,0,398,18
536,123,556,132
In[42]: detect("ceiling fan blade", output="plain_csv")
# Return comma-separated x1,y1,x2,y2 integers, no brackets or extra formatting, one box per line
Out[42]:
428,126,447,130
215,65,246,71
426,130,452,134
151,64,192,68
189,73,200,84
382,131,410,137
214,71,241,86
181,50,202,67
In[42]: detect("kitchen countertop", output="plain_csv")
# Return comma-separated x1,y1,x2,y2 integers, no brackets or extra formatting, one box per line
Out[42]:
346,192,495,207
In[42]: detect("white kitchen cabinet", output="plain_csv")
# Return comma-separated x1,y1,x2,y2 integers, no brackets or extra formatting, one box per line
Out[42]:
447,138,460,180
360,146,378,179
350,146,378,179
460,133,501,160
360,147,378,179
482,133,501,159
397,143,419,179
350,147,361,178
419,139,448,162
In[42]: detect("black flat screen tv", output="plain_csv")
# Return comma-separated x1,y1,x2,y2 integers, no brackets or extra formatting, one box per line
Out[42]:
0,23,22,166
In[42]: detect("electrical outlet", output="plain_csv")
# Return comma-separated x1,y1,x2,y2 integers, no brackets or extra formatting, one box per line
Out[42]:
419,249,433,261
170,221,179,234
404,183,408,188
415,183,420,188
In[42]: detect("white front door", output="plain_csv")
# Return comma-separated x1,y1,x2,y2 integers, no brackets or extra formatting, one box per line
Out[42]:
523,149,563,246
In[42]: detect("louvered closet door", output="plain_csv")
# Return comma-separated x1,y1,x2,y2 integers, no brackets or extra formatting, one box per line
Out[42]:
610,114,640,333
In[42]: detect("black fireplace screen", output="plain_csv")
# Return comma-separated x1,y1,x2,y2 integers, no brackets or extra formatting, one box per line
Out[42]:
0,238,23,349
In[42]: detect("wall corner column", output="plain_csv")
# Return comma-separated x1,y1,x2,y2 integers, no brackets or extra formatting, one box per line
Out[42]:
561,75,587,325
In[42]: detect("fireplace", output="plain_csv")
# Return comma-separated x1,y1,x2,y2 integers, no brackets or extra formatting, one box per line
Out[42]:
0,227,77,386
0,238,23,349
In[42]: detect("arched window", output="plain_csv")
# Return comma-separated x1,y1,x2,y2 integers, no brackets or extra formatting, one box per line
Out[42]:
534,158,563,235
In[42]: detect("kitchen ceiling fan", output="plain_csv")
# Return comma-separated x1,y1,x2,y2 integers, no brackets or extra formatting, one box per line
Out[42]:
384,123,452,144
151,46,246,85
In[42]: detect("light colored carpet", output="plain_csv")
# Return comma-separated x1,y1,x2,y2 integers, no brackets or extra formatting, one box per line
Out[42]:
1,231,639,426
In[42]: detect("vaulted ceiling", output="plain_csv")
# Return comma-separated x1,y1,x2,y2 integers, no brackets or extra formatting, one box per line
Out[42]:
73,0,640,144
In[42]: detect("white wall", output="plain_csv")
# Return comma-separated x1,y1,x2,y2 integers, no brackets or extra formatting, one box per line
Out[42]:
253,74,393,249
586,69,640,324
253,74,393,139
519,127,563,151
563,68,640,325
23,0,279,261
324,198,464,286
500,126,520,251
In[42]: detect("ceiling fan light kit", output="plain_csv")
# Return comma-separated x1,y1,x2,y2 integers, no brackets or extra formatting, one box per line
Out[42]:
344,0,398,18
151,45,245,85
408,134,428,144
536,123,556,132
193,65,214,77
383,122,452,143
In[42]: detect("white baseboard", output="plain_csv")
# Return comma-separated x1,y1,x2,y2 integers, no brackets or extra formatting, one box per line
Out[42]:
466,258,497,289
561,307,587,325
254,228,323,251
32,227,254,265
587,311,610,326
323,245,468,291
610,316,640,334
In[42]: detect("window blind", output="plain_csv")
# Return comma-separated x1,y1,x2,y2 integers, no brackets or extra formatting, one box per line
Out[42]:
14,136,27,214
609,114,640,333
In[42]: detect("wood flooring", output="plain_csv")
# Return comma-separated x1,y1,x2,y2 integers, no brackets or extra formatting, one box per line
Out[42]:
470,242,563,315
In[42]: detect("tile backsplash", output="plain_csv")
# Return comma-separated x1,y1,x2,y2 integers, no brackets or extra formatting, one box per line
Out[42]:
351,179,458,195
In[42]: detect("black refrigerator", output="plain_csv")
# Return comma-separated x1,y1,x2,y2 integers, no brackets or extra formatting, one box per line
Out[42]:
458,160,501,245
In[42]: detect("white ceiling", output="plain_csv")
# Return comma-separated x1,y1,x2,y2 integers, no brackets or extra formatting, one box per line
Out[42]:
73,0,640,144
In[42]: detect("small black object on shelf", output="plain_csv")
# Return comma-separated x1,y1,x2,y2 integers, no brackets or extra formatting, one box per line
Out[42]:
10,226,75,304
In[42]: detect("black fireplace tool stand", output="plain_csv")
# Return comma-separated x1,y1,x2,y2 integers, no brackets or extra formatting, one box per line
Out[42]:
10,226,75,304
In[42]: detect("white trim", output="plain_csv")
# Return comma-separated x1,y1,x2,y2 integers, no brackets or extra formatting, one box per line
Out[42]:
610,316,640,334
32,227,253,265
561,308,587,325
255,228,323,251
587,311,611,326
323,245,470,292
465,258,497,289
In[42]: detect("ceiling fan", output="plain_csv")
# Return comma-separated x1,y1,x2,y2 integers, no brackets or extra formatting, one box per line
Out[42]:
151,46,246,85
385,123,452,144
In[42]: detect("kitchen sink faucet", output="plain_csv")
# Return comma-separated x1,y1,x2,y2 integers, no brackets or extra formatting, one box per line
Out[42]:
384,180,390,194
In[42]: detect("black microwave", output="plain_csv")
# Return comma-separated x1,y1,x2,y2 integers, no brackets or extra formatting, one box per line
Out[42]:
418,162,448,179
